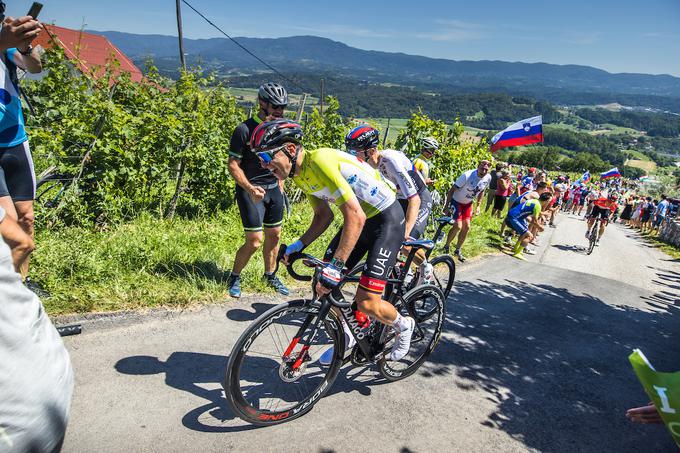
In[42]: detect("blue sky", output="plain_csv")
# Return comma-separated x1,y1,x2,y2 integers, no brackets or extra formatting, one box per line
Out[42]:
10,0,680,76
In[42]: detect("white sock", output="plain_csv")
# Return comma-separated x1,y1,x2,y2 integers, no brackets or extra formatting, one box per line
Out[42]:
391,314,409,332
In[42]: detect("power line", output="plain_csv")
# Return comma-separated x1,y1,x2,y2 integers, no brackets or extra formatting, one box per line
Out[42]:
180,0,306,93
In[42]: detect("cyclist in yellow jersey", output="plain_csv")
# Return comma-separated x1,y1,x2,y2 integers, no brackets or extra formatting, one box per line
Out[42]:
250,119,416,363
412,137,438,186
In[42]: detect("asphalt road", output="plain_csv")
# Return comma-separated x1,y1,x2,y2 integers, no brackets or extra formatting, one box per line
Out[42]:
60,212,680,452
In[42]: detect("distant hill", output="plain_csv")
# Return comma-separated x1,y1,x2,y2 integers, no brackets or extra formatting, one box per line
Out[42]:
94,31,680,111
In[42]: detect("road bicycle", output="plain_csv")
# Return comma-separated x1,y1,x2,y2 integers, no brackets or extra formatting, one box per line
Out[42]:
587,217,601,255
223,241,445,426
348,216,456,300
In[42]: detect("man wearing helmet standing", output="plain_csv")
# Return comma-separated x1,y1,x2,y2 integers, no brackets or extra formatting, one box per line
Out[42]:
251,119,416,363
226,83,290,298
412,137,438,187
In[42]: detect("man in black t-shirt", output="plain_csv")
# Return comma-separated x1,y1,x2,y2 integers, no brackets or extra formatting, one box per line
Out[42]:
484,163,504,213
227,83,290,298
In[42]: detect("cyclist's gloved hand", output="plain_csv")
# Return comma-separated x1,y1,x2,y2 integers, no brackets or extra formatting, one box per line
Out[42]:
319,263,343,290
285,239,304,256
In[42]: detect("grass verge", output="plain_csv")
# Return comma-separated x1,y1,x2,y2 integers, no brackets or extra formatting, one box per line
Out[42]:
33,204,504,315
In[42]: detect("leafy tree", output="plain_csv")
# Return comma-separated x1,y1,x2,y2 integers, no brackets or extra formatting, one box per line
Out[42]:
394,110,491,193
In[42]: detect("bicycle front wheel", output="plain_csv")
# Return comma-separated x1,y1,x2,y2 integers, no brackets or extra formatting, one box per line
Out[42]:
379,284,445,381
224,299,343,426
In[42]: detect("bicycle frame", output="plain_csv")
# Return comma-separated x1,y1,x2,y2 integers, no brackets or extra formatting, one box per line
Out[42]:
279,242,425,371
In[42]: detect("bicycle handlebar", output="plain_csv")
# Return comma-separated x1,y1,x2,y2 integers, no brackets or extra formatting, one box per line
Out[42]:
275,245,352,308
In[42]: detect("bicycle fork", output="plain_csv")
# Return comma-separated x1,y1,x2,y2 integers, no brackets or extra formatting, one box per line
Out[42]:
282,299,333,371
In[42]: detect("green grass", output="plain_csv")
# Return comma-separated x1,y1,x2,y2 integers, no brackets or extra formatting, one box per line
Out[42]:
33,202,505,315
638,231,680,260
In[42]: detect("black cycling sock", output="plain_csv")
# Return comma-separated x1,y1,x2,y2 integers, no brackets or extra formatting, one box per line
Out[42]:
263,272,274,279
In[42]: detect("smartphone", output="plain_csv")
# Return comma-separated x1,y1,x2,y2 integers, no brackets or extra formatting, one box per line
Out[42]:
27,2,43,19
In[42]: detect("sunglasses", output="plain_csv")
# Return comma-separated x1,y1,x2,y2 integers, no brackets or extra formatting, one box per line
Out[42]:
256,145,287,165
269,103,287,110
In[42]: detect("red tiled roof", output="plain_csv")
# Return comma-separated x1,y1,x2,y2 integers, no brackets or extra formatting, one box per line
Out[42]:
35,24,144,83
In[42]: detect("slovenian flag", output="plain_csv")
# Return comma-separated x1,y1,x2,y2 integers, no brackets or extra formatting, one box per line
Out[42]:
580,170,591,183
490,116,543,152
600,167,621,179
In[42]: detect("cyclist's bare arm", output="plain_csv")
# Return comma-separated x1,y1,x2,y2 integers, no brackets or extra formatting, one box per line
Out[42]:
333,197,366,262
404,195,421,238
298,201,335,248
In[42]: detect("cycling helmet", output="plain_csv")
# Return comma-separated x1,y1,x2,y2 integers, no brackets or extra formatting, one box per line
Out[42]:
250,119,303,152
420,137,439,152
345,125,380,152
258,82,289,106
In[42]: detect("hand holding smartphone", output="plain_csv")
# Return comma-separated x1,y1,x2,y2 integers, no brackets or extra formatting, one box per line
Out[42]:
27,2,43,20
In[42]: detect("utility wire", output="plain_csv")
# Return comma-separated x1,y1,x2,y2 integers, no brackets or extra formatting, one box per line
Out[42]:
180,0,307,93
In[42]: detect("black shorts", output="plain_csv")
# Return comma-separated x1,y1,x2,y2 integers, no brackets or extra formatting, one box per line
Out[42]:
398,189,432,240
325,201,405,294
0,141,35,201
589,205,611,221
493,195,507,211
235,183,284,232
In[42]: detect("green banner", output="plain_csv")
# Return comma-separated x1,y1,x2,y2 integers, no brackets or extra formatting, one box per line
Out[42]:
629,349,680,447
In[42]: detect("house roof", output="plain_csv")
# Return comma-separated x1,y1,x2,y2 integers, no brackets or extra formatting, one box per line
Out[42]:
35,25,144,83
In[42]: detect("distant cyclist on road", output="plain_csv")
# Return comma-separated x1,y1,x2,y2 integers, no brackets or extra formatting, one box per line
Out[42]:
227,83,290,298
250,119,415,363
345,124,434,281
412,137,438,187
586,192,619,244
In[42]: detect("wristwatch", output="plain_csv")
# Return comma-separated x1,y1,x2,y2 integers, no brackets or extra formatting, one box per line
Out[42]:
18,46,33,55
330,257,345,270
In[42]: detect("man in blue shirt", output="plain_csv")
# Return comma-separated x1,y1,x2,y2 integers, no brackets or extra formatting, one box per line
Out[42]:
0,6,43,284
652,194,670,234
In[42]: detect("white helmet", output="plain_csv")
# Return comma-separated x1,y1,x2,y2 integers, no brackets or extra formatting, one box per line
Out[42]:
420,137,439,152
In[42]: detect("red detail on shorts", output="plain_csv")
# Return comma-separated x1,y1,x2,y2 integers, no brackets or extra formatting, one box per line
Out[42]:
452,201,473,221
359,275,386,293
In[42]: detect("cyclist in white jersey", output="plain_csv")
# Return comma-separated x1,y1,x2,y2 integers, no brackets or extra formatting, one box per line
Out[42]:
345,125,432,241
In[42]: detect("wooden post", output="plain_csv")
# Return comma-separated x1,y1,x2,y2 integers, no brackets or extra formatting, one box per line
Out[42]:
175,0,187,70
319,79,324,117
383,117,391,147
297,93,308,122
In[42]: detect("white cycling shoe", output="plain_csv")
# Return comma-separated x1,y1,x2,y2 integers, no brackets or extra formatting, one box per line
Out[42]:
389,316,416,361
319,322,356,366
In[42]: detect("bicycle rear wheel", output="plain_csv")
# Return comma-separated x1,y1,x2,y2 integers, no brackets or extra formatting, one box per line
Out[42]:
379,284,445,381
428,254,455,298
224,299,343,426
35,173,72,208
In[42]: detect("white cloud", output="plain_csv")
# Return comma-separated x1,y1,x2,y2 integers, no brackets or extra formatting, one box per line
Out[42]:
415,19,487,42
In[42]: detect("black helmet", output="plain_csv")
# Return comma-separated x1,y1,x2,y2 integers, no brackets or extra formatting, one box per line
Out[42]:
250,119,303,152
258,82,288,106
345,125,380,152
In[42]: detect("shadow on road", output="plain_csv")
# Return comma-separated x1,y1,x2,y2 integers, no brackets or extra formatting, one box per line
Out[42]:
550,244,587,253
115,353,258,433
225,302,278,322
114,275,679,449
418,278,679,452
